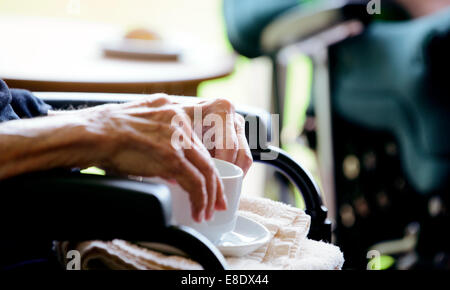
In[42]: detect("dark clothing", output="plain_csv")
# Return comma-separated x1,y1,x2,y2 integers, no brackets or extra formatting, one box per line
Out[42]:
0,79,50,122
0,79,56,270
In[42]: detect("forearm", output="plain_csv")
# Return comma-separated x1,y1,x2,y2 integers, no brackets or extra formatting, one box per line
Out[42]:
0,114,99,180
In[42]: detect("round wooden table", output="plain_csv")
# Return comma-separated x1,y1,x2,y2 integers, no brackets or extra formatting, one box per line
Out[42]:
0,16,235,96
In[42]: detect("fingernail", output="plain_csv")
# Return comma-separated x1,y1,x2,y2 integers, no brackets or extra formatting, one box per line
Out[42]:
198,210,205,222
207,210,215,221
207,208,215,220
193,208,201,223
219,194,228,210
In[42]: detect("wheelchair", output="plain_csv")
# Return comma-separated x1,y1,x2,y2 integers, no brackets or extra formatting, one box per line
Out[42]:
224,0,450,269
0,92,331,270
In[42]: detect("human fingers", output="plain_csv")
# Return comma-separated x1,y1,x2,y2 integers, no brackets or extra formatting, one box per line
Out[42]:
233,113,253,175
204,99,239,164
171,155,208,223
173,114,226,220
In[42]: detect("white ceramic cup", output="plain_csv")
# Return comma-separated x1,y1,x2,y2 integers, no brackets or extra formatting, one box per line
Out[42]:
146,158,243,244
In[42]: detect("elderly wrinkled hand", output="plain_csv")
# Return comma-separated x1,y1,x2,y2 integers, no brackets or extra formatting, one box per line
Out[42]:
0,94,253,222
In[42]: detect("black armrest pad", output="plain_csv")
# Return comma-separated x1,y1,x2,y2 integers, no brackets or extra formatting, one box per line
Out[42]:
0,170,172,241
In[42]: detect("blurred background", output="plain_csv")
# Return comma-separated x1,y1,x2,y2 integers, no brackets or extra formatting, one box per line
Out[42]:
1,0,449,270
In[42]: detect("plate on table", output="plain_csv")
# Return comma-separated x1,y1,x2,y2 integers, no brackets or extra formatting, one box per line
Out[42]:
102,39,182,61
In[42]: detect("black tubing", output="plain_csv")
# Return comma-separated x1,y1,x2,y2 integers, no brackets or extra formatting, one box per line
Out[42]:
252,146,331,242
153,226,228,270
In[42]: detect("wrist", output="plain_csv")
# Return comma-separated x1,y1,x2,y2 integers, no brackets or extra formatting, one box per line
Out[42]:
0,114,100,179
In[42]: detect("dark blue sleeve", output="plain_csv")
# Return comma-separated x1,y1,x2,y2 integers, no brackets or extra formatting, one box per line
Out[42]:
0,80,19,122
0,79,51,122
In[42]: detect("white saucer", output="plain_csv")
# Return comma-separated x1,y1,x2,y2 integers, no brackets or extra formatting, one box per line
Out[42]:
138,215,270,258
216,215,270,257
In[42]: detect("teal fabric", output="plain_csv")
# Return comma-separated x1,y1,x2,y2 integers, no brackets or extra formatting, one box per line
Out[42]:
224,0,303,58
224,0,450,193
330,8,450,194
223,0,408,58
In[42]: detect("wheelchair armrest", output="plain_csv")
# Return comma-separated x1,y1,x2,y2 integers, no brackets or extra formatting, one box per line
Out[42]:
0,170,227,270
251,146,331,242
0,170,171,240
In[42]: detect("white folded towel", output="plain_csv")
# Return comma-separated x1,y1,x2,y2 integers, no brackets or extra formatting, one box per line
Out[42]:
226,196,344,270
58,195,344,270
